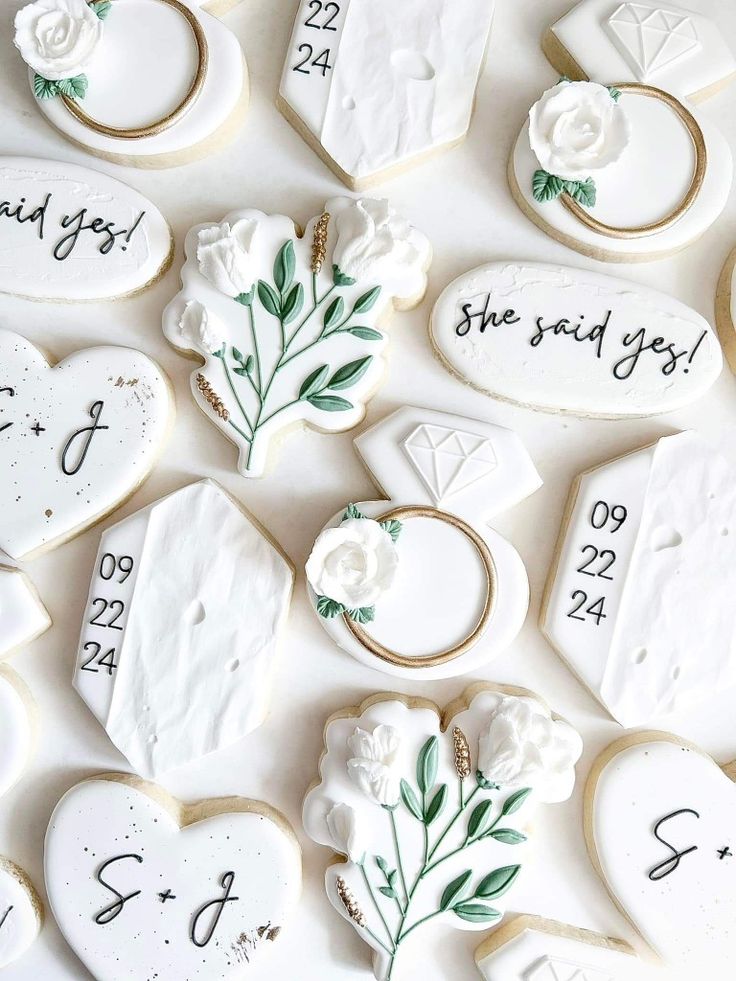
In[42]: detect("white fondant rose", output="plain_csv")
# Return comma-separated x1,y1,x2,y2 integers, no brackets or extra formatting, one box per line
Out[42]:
347,724,401,807
196,218,259,297
306,517,398,610
14,0,103,81
528,80,630,180
178,301,225,356
332,198,425,284
326,803,366,863
477,695,582,803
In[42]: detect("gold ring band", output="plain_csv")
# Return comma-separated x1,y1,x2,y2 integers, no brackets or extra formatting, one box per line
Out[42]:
561,82,707,239
344,506,497,669
61,0,209,140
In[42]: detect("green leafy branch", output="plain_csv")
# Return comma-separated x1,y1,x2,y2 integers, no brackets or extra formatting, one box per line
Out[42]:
532,169,596,208
32,1,108,101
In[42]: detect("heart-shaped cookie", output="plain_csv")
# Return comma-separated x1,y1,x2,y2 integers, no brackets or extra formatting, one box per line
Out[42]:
45,773,301,980
0,330,173,559
586,731,736,972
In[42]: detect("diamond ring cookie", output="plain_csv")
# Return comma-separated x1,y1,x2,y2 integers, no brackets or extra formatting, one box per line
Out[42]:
305,406,541,679
278,0,495,189
162,197,431,478
303,685,583,981
0,857,44,970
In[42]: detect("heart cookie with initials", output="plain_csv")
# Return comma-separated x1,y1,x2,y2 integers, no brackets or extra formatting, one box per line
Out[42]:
0,330,173,559
585,731,736,972
45,773,302,980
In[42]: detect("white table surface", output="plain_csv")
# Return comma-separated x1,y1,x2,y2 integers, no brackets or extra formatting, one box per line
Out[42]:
1,0,735,978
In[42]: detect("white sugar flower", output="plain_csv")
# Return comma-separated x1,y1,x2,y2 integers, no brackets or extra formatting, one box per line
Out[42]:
178,300,226,356
332,198,425,284
14,0,103,81
528,80,630,181
347,724,401,807
196,218,259,297
306,518,398,610
326,803,366,864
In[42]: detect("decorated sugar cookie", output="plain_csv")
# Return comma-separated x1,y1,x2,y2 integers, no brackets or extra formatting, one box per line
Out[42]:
430,261,722,417
45,773,301,980
305,405,541,679
508,78,732,262
303,685,583,981
715,245,736,376
162,198,431,478
14,0,249,168
475,915,643,980
586,731,736,972
542,431,736,727
543,0,736,103
0,857,43,969
0,565,51,661
0,666,35,800
0,330,173,559
0,156,172,301
278,0,495,189
74,479,294,778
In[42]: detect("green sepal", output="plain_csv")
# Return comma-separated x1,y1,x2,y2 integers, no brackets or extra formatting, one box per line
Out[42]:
453,902,502,924
608,85,622,102
532,169,564,203
33,74,60,100
234,288,254,306
298,364,329,400
486,827,527,845
212,344,226,360
380,519,402,543
323,296,345,330
273,240,295,293
352,286,381,315
474,865,521,900
257,280,281,318
343,503,366,521
56,74,88,100
307,394,353,411
424,784,447,826
282,282,304,325
440,870,472,911
378,886,397,900
416,736,439,795
90,0,112,18
333,264,356,287
345,605,375,624
349,327,382,341
558,75,571,83
315,595,345,619
476,769,500,791
400,779,423,821
467,799,494,838
501,787,532,816
327,355,372,391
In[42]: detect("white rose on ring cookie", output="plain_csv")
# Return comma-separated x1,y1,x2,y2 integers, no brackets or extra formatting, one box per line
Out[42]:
332,198,427,285
14,0,104,83
196,218,260,299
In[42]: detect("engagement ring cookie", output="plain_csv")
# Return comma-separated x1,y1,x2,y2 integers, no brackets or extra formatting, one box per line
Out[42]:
45,773,301,980
303,685,582,981
0,666,35,800
509,79,732,262
163,197,431,478
14,0,249,168
0,857,43,969
305,406,541,679
278,0,495,188
0,566,51,662
542,431,736,727
73,480,294,778
0,330,173,560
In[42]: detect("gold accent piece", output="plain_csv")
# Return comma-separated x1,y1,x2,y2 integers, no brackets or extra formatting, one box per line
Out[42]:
336,875,366,927
311,212,330,274
560,83,707,239
452,726,471,780
196,372,229,421
344,506,497,669
60,0,209,140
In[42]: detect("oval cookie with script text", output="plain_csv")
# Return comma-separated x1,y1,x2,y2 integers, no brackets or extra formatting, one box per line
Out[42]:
430,261,722,418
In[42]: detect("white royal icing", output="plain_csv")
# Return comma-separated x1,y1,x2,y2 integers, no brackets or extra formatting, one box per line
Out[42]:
73,480,294,778
590,734,736,972
543,431,736,727
303,688,582,981
0,566,51,661
0,156,172,300
0,859,42,969
430,262,722,417
306,406,540,680
0,668,33,800
28,0,247,163
0,330,173,560
45,775,302,980
162,198,430,478
548,0,736,101
14,0,103,82
279,0,495,186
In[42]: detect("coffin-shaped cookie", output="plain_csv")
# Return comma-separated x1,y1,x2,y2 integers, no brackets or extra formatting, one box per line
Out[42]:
0,157,172,300
430,261,722,417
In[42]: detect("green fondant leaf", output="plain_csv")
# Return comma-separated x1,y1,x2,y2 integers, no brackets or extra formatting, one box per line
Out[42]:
232,347,246,366
467,799,494,839
235,288,254,306
380,519,402,543
352,286,381,315
298,364,329,400
567,177,596,208
282,282,304,325
233,367,249,377
424,784,447,826
349,327,382,341
56,74,88,100
316,595,345,619
273,240,296,293
608,85,622,102
91,0,112,18
34,74,60,100
307,394,353,412
378,885,397,899
474,864,521,900
416,736,439,795
501,787,532,816
345,605,375,624
343,503,366,520
257,280,281,318
375,856,389,874
440,870,472,911
244,355,254,373
387,869,397,888
333,264,356,287
323,296,345,330
532,169,564,203
400,779,423,821
453,902,502,924
486,827,527,845
327,356,372,391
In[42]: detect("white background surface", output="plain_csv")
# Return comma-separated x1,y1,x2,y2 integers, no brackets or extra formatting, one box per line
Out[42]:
1,0,735,978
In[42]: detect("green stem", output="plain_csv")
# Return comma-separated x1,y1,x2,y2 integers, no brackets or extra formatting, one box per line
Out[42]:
258,398,300,429
286,284,336,351
387,808,408,909
247,304,263,395
227,418,250,443
459,779,464,810
427,785,480,862
365,926,393,958
359,864,394,951
397,909,443,944
311,270,318,306
423,814,503,877
220,357,254,436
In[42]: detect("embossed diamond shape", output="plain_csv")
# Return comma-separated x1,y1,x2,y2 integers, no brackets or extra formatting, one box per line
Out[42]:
606,2,700,80
402,423,497,504
524,955,614,981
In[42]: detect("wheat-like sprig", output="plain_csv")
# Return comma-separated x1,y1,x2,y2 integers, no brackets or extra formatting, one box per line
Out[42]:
336,875,366,927
196,372,230,421
311,211,330,274
452,726,471,780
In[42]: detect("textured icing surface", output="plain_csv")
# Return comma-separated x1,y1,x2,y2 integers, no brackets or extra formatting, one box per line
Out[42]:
0,862,40,968
0,671,32,799
0,566,51,661
73,480,293,777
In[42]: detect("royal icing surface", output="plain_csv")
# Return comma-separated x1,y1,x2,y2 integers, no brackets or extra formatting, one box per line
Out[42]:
73,479,294,778
0,330,173,560
589,734,736,972
430,262,721,417
27,0,247,163
45,775,301,980
543,431,736,727
548,0,736,101
278,0,495,186
303,688,582,981
162,198,430,478
0,566,51,661
0,858,42,969
0,668,33,800
0,156,172,300
306,406,540,679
